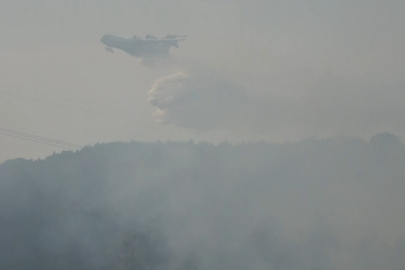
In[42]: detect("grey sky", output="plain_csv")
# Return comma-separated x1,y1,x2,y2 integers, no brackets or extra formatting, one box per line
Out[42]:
1,0,405,162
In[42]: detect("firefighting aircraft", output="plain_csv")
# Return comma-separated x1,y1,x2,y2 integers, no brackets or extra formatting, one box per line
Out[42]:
100,34,187,58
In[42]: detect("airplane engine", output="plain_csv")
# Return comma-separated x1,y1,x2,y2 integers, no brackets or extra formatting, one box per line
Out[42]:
105,46,114,53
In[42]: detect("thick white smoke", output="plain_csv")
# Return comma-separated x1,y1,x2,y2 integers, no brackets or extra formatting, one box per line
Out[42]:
147,71,250,131
147,68,405,142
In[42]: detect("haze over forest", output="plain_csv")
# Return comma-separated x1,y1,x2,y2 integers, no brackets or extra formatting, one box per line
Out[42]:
0,1,404,269
1,134,405,270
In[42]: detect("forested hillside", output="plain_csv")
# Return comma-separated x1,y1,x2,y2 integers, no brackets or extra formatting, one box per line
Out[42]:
0,133,404,270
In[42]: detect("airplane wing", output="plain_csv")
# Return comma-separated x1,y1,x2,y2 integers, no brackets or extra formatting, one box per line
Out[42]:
139,38,187,42
162,34,188,39
139,38,187,48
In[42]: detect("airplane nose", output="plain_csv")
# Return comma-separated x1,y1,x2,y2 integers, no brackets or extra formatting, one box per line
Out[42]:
100,35,109,43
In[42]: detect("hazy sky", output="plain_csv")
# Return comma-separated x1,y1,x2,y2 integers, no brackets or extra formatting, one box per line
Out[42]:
1,0,405,162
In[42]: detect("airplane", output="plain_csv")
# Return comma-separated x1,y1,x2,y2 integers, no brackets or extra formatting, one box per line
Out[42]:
100,34,187,58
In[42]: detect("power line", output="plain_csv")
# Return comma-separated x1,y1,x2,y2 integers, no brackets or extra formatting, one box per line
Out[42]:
0,127,82,148
0,84,155,149
0,131,77,150
0,127,82,150
0,86,152,125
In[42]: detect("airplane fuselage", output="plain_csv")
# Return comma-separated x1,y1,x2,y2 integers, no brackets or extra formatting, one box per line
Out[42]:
100,34,170,57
